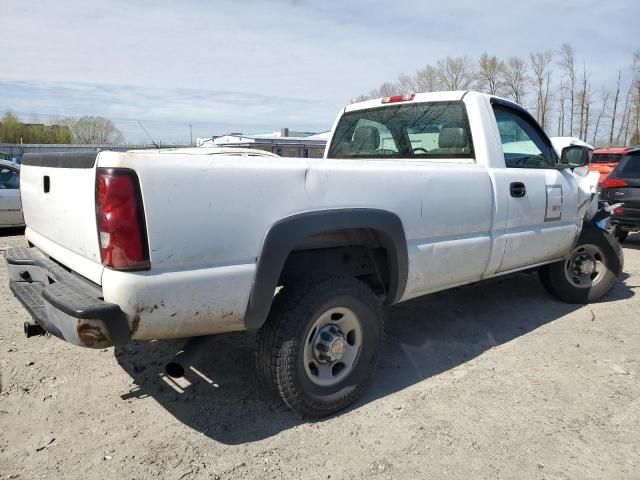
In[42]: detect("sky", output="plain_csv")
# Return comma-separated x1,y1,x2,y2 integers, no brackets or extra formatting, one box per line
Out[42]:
1,0,638,143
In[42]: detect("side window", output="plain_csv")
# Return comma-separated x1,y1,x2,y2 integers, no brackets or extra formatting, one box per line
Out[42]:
493,106,556,168
0,168,19,189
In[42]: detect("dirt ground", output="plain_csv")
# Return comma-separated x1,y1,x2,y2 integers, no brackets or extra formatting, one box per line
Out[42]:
1,228,639,479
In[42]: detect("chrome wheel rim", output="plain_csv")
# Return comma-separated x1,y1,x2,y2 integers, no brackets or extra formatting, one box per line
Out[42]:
564,243,607,288
303,307,363,387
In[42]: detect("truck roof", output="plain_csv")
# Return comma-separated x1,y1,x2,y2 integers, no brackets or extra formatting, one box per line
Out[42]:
345,90,470,113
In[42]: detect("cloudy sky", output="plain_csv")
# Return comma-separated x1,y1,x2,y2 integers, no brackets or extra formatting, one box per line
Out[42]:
1,0,638,143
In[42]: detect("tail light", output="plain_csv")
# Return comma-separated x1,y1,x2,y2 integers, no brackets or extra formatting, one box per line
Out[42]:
96,168,150,270
381,93,415,104
614,207,625,215
601,178,627,189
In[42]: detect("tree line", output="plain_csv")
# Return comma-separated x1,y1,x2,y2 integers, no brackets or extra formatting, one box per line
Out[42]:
0,112,124,145
355,44,640,148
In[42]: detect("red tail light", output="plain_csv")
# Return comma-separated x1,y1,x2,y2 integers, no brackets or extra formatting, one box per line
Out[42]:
381,93,415,104
96,168,150,270
614,207,625,215
600,178,627,189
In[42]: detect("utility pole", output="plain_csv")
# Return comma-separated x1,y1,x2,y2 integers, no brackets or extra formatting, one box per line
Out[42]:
189,124,193,146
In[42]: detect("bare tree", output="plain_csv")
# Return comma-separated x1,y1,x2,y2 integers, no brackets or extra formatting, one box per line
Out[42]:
631,51,640,145
69,116,124,144
592,89,610,146
413,65,441,92
609,71,622,145
367,82,398,99
559,43,577,135
501,57,529,105
632,82,640,145
615,78,634,145
530,50,553,128
435,56,475,90
396,74,415,94
577,63,592,140
584,99,591,142
476,53,504,95
350,94,370,103
557,80,565,136
616,103,632,145
544,73,553,130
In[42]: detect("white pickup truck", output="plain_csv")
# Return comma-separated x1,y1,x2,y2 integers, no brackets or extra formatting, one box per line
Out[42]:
6,91,622,418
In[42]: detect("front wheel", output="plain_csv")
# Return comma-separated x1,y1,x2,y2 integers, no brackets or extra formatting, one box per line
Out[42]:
539,227,623,303
615,228,629,243
255,274,383,418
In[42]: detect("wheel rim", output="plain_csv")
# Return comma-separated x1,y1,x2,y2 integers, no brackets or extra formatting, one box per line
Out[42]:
564,243,607,289
303,307,363,387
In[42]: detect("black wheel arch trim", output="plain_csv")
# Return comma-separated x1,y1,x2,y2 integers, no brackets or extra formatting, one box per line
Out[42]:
244,208,409,330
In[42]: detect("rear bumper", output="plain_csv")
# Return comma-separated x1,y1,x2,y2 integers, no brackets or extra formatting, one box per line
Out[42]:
5,247,130,348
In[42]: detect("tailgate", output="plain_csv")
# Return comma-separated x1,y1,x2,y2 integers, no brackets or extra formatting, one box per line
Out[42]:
20,152,104,284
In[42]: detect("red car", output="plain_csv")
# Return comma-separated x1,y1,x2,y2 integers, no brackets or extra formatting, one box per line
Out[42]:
589,147,634,184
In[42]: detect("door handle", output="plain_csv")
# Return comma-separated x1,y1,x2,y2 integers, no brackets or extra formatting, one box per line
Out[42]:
510,182,526,198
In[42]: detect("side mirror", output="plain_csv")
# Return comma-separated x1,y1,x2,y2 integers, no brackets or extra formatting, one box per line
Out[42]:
560,145,591,168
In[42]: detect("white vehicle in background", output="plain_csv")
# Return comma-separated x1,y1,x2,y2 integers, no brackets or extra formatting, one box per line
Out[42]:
0,160,24,227
550,136,595,157
6,91,622,418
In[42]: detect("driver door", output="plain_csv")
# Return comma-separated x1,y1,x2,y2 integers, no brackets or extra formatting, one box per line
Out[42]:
492,104,579,272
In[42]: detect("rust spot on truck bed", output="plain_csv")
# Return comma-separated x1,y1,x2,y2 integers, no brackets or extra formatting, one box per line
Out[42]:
77,322,109,348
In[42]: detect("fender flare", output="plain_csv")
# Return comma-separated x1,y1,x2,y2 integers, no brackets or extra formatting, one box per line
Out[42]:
244,208,408,330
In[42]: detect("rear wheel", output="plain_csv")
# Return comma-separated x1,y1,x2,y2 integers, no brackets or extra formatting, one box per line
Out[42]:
538,226,623,303
255,274,383,418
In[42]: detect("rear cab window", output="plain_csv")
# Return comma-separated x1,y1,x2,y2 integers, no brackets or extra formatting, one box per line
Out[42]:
327,102,474,160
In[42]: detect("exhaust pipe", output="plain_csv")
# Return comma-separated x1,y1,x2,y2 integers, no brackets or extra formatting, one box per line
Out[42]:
24,321,46,338
165,335,216,378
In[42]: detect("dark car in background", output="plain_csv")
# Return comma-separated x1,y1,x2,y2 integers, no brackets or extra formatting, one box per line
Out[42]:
600,147,640,242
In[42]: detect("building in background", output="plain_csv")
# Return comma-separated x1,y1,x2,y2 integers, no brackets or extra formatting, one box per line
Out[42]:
198,127,329,158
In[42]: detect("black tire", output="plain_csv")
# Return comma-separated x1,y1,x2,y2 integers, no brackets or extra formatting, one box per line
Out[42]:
615,228,629,243
537,264,552,293
255,274,384,418
539,226,623,303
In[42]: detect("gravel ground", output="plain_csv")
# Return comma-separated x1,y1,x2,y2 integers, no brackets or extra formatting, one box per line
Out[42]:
1,229,640,479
